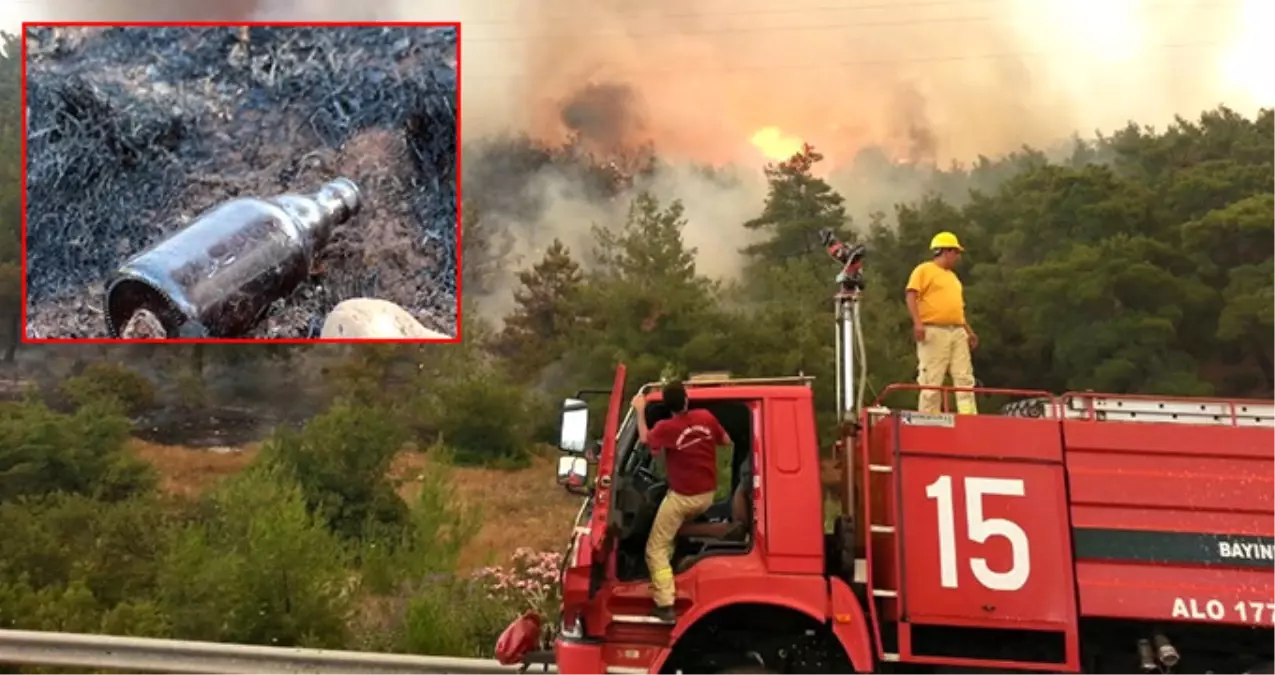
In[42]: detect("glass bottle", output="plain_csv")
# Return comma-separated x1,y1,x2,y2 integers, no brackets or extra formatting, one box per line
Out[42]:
105,178,361,339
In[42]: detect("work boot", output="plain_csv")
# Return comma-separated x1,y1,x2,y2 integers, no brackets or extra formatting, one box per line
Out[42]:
651,605,677,623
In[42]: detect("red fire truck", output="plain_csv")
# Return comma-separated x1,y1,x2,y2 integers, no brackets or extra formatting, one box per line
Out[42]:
498,233,1275,674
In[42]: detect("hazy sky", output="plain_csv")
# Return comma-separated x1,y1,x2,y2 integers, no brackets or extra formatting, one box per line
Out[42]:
9,0,1272,315
1,2,23,32
7,0,1271,167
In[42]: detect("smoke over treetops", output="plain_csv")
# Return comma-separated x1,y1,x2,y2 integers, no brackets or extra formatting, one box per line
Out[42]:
16,0,1273,317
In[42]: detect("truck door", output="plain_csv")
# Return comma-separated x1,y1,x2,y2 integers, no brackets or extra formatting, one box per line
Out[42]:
589,363,627,557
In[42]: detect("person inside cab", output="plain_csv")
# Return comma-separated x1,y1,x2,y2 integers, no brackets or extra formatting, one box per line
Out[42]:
905,231,979,415
632,381,732,622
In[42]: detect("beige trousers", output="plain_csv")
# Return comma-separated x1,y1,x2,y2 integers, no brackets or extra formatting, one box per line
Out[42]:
646,489,715,607
917,325,978,415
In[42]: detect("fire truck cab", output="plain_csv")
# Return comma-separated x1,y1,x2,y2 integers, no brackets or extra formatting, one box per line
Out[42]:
505,234,1275,674
545,369,873,674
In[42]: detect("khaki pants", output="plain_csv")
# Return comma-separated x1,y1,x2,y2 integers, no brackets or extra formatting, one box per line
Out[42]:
646,490,714,607
917,325,978,415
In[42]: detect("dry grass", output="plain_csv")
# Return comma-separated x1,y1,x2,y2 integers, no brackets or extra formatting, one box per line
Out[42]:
128,437,259,497
128,439,580,569
390,450,580,569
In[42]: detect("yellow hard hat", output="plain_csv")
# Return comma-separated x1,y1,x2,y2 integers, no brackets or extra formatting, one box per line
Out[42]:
930,231,963,251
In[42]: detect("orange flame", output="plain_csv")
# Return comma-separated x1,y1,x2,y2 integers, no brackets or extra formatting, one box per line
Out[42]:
749,126,803,162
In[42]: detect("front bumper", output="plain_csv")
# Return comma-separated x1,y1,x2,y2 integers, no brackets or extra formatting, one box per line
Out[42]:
554,637,605,674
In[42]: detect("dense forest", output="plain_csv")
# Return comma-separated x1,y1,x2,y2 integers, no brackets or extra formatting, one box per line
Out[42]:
1,27,1273,665
468,109,1274,412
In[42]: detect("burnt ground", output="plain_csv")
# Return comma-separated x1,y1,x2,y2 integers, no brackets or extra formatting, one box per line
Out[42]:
23,25,458,339
135,405,272,447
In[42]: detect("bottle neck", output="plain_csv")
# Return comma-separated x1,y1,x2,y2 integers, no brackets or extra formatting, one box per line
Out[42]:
275,178,362,255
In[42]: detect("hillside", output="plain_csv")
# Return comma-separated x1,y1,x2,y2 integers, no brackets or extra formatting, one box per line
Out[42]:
128,438,581,569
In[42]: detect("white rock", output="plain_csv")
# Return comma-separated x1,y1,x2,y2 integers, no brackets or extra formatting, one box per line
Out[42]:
319,298,451,340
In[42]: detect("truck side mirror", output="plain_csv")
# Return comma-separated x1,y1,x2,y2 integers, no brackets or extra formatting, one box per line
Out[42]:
559,398,589,453
556,456,588,488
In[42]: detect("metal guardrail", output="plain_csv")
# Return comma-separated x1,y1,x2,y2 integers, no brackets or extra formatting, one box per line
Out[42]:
0,629,555,674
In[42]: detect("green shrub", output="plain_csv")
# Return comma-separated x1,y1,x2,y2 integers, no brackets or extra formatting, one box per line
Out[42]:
398,546,561,659
258,402,411,541
399,577,514,658
0,494,173,643
157,464,352,648
359,447,481,595
524,392,561,446
58,362,157,417
0,578,103,634
417,372,533,468
353,447,489,656
0,399,153,502
325,345,412,408
0,494,169,605
0,578,171,642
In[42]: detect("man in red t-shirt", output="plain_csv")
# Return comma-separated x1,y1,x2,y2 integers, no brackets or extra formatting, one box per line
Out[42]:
632,380,731,622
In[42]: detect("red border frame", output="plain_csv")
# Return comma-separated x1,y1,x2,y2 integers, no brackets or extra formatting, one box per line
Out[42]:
18,20,463,345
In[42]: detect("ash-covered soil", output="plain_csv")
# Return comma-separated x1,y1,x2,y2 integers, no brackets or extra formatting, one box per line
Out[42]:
24,25,458,339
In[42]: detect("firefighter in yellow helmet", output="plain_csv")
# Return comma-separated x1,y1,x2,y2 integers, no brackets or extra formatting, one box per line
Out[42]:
904,232,979,415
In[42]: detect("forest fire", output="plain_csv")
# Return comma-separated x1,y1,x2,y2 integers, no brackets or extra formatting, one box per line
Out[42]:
749,126,804,163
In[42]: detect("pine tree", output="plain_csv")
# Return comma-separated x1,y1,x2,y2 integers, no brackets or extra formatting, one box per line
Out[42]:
495,239,584,379
743,144,850,261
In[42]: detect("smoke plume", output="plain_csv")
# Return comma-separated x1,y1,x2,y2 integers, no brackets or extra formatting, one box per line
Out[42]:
15,0,1273,318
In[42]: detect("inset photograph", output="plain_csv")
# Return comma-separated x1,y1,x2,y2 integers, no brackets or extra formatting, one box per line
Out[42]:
22,22,459,341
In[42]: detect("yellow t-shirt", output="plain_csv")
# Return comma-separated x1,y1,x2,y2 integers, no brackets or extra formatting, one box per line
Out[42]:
906,261,966,326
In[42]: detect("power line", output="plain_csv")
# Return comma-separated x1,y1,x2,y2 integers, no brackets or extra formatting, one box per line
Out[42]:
460,41,1231,79
465,14,1001,44
6,0,1244,53
459,0,1239,28
6,2,1244,79
461,3,1240,44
